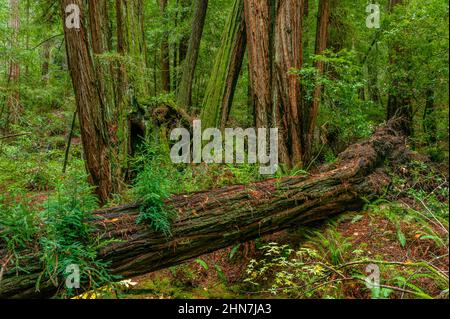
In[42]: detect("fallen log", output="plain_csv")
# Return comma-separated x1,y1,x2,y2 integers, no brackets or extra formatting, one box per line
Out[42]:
0,122,407,298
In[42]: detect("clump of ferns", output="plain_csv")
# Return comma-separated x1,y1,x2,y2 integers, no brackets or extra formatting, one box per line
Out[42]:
37,172,121,297
0,173,120,297
133,143,178,237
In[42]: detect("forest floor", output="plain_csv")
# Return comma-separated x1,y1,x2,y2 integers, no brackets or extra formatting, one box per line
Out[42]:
1,108,448,299
119,208,448,299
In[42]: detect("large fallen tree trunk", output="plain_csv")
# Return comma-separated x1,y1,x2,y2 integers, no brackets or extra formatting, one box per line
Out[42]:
0,123,407,298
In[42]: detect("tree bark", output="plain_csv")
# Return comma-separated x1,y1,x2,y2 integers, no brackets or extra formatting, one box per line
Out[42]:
201,0,246,130
244,0,272,129
302,0,330,165
178,0,192,65
159,0,171,92
0,123,407,299
59,0,148,203
6,0,21,127
177,0,209,108
273,0,306,168
115,0,149,161
60,0,114,204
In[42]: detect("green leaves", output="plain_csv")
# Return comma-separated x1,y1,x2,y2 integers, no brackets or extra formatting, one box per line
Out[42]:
38,172,116,296
195,258,209,270
397,229,407,248
133,142,178,237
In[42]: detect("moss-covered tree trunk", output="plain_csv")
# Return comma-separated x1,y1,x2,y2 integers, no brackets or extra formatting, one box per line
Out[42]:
0,123,407,298
115,0,149,161
201,0,246,129
159,0,171,92
174,0,193,91
177,0,209,109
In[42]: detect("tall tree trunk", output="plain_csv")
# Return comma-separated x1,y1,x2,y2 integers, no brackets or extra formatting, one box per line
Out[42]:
89,0,129,191
173,0,192,91
60,0,114,204
178,0,192,65
273,0,305,168
327,0,344,54
61,0,148,203
88,0,115,112
116,0,148,99
177,0,208,109
387,0,413,136
6,0,21,127
302,0,330,165
115,0,149,169
201,0,246,129
244,0,272,130
25,0,30,78
159,0,171,92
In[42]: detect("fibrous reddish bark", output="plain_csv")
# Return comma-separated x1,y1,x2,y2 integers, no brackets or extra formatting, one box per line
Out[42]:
244,0,272,129
273,0,305,168
6,0,21,126
60,0,114,203
0,123,406,299
303,0,331,164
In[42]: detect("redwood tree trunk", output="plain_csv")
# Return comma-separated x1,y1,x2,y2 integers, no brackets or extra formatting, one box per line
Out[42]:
201,0,246,129
60,0,148,202
6,0,21,127
303,0,330,164
244,0,272,129
177,0,209,108
0,123,406,298
273,0,305,168
159,0,171,92
60,0,114,203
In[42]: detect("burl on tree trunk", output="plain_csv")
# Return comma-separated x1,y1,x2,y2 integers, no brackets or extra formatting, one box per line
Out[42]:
0,122,407,298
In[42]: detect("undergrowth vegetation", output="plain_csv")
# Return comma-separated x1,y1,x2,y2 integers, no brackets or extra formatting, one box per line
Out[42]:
241,157,449,299
0,171,118,297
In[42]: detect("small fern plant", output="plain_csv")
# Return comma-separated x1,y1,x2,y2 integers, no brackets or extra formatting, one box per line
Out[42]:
133,153,177,237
